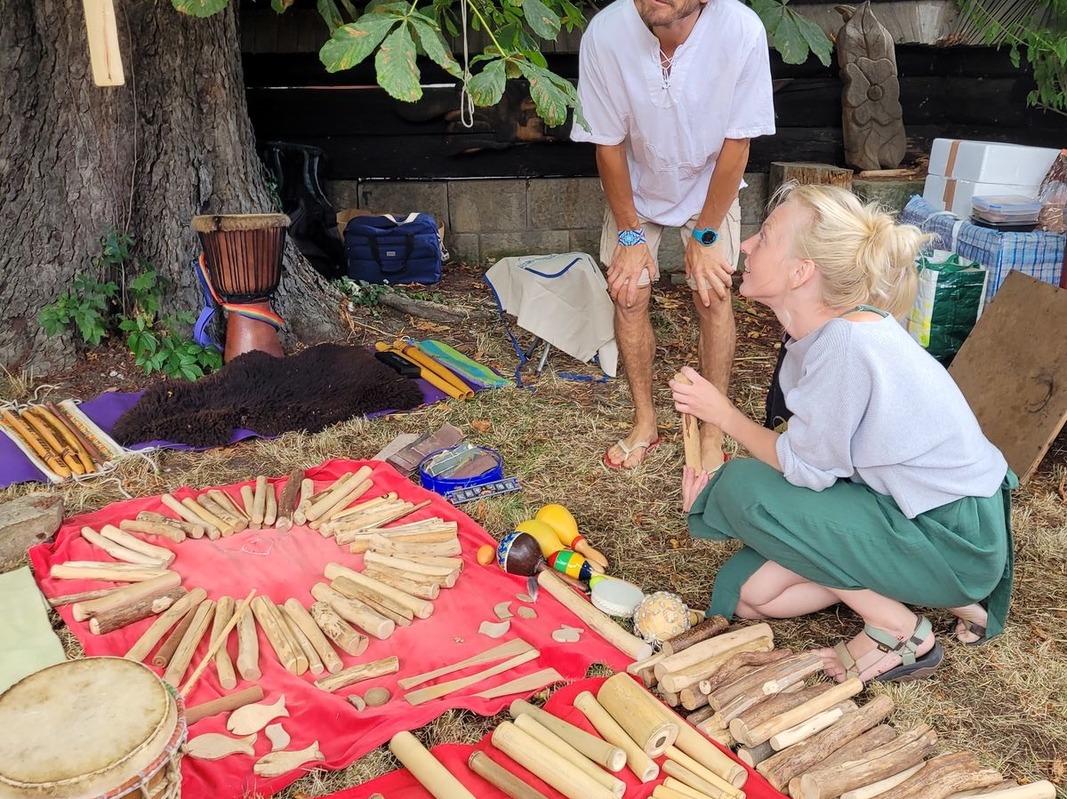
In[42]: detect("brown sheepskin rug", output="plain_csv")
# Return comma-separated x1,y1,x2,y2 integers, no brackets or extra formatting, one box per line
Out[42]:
112,344,424,447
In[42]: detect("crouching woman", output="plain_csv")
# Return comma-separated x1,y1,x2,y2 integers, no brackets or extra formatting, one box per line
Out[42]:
670,184,1014,683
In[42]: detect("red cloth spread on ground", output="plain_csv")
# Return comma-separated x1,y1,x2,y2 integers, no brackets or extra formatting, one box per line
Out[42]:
27,459,631,799
324,677,787,799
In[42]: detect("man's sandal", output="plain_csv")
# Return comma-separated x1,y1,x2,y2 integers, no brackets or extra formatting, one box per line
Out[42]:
602,437,661,470
832,614,944,684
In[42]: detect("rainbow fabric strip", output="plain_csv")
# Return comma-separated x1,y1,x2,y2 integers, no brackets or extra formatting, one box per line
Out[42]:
412,339,512,389
196,253,284,329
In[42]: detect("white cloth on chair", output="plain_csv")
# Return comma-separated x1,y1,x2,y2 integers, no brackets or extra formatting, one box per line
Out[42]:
484,252,618,377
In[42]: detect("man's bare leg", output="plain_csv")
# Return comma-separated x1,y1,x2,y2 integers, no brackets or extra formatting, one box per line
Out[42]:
606,289,659,468
693,292,735,472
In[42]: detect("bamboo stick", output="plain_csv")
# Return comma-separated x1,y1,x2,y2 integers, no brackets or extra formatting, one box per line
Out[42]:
513,714,626,797
572,691,659,783
389,730,476,799
509,698,627,772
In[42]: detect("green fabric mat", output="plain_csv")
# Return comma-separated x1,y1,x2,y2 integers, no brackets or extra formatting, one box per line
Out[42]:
0,567,66,693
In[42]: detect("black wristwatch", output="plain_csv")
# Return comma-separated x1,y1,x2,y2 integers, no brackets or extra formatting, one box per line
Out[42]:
692,227,719,246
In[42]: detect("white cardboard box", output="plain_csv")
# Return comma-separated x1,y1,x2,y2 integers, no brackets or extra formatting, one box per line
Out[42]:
929,139,1059,186
923,174,1039,218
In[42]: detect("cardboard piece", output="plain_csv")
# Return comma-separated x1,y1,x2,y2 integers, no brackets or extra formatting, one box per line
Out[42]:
949,272,1067,483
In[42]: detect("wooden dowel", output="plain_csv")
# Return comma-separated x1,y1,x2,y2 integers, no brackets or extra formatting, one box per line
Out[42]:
251,476,268,527
389,730,476,799
236,603,261,680
572,691,659,783
126,587,208,662
282,599,344,674
185,685,265,725
72,571,183,621
309,601,369,657
88,586,187,635
513,714,626,797
263,481,278,527
324,562,434,619
311,582,396,639
251,596,305,675
240,485,258,528
163,598,215,686
98,524,176,565
468,750,552,799
210,595,238,690
282,611,324,675
492,721,618,799
50,562,171,583
314,655,399,693
509,698,627,772
180,591,255,697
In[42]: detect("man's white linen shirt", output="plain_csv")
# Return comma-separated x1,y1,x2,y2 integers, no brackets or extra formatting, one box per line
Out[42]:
571,0,776,227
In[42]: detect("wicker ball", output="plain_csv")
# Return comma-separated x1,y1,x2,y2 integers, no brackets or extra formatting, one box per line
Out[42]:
632,591,690,645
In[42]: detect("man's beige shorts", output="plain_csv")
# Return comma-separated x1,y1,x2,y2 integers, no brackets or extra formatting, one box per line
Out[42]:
598,197,741,287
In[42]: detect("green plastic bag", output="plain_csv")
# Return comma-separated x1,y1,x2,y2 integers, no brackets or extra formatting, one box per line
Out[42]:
905,250,988,365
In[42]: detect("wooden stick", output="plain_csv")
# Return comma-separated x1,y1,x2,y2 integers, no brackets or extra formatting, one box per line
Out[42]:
185,685,265,725
656,623,774,678
195,494,243,535
732,683,831,732
49,586,120,607
251,595,305,675
363,550,459,579
309,476,373,529
360,566,442,599
133,511,203,539
117,519,185,543
400,640,534,690
350,529,459,553
311,582,396,639
282,611,324,675
98,524,176,565
160,494,219,538
310,601,369,656
700,648,798,696
597,673,679,757
236,603,261,680
308,469,370,521
179,590,255,697
88,586,187,635
662,616,730,657
126,587,208,662
675,373,702,469
837,764,924,799
468,750,552,799
537,570,653,661
207,489,249,520
274,469,304,530
628,651,669,688
30,404,96,472
72,571,183,621
665,746,743,798
475,668,565,700
328,488,394,521
163,598,215,686
770,700,858,751
941,783,1058,799
513,714,626,797
18,407,83,474
404,648,539,706
79,526,162,566
509,698,627,772
713,653,825,720
251,476,269,527
240,485,258,528
292,478,314,525
314,655,399,693
572,690,660,783
324,562,434,619
492,721,618,799
732,678,863,747
818,725,900,770
263,480,278,527
892,751,1003,799
282,599,344,674
331,574,415,621
389,730,476,799
659,638,775,695
660,777,723,799
210,595,238,690
368,534,462,558
181,497,228,534
45,401,106,465
50,562,172,582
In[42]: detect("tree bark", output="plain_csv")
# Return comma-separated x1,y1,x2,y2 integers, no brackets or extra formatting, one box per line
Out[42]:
0,0,345,373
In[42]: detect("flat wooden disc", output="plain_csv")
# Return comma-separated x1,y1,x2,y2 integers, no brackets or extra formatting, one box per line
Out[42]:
0,657,175,798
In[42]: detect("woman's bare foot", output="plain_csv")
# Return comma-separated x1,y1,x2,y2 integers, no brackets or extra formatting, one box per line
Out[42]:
950,603,988,645
816,619,937,683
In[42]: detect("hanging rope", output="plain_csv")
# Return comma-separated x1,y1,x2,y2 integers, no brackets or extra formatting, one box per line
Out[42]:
458,0,476,128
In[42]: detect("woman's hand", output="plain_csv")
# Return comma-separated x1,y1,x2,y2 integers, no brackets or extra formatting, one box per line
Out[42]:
682,465,710,513
670,365,735,429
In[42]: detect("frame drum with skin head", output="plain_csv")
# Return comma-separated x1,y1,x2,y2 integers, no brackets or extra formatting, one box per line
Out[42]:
0,657,185,799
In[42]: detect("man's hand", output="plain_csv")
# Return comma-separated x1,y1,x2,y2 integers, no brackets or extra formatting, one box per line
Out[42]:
684,237,735,307
670,365,735,429
682,464,710,512
607,242,656,308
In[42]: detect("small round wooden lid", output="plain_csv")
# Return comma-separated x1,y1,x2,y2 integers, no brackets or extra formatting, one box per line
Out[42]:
0,657,175,798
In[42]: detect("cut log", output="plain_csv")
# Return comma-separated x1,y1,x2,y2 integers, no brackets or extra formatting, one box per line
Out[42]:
282,599,344,674
731,683,830,732
769,161,853,195
262,481,278,527
311,582,396,639
151,604,199,668
72,571,183,621
731,677,864,747
251,476,268,527
817,725,899,770
661,616,730,657
891,752,1003,799
87,586,187,635
310,601,369,656
240,485,258,528
314,655,399,692
125,587,208,662
359,567,442,600
367,534,462,558
132,511,202,539
655,623,774,681
836,764,924,799
0,493,63,568
292,478,314,525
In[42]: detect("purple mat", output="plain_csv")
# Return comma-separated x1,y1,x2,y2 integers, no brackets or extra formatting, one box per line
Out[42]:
1,379,449,488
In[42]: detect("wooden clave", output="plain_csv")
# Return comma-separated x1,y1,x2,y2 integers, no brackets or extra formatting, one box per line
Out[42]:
513,714,625,797
72,571,182,621
675,372,703,469
711,652,824,714
185,685,265,725
324,562,434,619
207,489,249,520
491,721,618,799
308,478,372,529
655,623,774,679
251,475,268,527
732,677,864,747
467,750,551,799
282,612,325,675
163,598,216,685
389,730,476,799
80,526,162,566
315,655,399,692
251,595,307,675
210,596,238,690
329,489,394,521
351,530,460,554
236,604,261,680
152,604,199,668
240,485,258,527
117,519,185,543
310,601,369,656
770,701,857,751
363,550,458,579
362,564,452,593
194,494,242,535
131,512,201,539
307,469,369,521
311,582,395,639
368,534,462,558
701,649,798,696
49,587,120,607
88,586,187,635
509,698,627,772
661,615,730,657
282,598,344,674
50,562,172,582
836,764,923,799
125,587,208,662
817,724,899,770
179,590,255,697
731,683,829,733
572,691,659,783
597,673,679,757
98,524,176,564
158,494,218,538
262,480,278,527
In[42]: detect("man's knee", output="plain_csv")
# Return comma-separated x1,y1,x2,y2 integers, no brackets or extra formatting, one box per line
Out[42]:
614,291,653,321
691,292,734,321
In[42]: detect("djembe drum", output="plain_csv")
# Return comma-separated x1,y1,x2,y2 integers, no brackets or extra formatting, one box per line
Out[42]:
192,213,289,362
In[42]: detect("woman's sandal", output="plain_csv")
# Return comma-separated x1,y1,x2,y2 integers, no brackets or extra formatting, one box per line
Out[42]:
952,601,991,647
832,614,944,684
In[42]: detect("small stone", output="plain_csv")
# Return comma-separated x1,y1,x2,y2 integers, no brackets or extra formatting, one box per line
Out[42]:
516,606,537,619
0,494,63,572
364,687,391,707
347,694,366,711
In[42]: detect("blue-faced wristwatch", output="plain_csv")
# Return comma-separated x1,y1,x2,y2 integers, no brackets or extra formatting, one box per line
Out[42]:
692,227,719,246
617,228,647,247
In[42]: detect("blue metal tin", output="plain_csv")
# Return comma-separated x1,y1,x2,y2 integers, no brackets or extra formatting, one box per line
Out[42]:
417,445,504,495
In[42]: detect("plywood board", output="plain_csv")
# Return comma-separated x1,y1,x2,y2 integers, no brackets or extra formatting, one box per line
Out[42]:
949,271,1067,483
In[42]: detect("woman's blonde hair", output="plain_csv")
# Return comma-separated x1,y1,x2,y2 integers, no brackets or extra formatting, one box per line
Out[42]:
774,183,931,318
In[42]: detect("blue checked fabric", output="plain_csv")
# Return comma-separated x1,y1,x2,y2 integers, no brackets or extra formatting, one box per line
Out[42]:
900,195,1065,301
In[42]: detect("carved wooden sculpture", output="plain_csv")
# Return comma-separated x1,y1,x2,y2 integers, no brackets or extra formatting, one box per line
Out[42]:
836,2,906,170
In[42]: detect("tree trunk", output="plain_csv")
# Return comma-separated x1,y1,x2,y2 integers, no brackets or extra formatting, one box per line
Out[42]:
0,0,345,374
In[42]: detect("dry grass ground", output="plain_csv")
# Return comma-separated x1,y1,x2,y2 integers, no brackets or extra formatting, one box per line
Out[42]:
2,259,1065,797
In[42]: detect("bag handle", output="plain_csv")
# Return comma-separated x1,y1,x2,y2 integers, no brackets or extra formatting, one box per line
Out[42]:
368,231,418,275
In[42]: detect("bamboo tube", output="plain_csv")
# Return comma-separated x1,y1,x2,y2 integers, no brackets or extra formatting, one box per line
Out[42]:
282,598,344,674
468,750,551,799
236,604,261,680
662,760,736,799
310,601,369,656
79,526,163,566
160,494,219,537
509,699,627,772
656,623,774,679
179,590,255,697
251,595,306,675
311,582,396,639
185,685,265,725
770,701,857,751
251,476,268,527
50,562,171,582
513,714,626,797
597,673,679,757
315,655,399,692
292,478,314,525
126,587,208,662
72,571,183,621
98,524,176,565
492,721,618,799
240,485,258,527
163,598,215,686
572,691,659,783
731,678,864,747
210,596,238,690
389,730,476,799
324,562,434,619
665,746,744,798
282,611,325,675
656,781,716,799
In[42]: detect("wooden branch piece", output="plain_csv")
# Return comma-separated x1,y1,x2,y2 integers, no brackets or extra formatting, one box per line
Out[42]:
185,685,265,725
251,596,307,675
310,601,369,656
72,571,182,622
731,677,863,747
88,586,187,635
125,587,208,662
662,616,730,657
314,655,400,693
236,603,262,680
209,595,238,690
537,570,652,661
163,598,216,686
311,582,396,639
282,599,344,674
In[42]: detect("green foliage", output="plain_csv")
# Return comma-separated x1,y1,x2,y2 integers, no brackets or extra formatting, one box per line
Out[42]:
339,278,393,307
958,0,1067,115
39,228,222,381
750,0,833,67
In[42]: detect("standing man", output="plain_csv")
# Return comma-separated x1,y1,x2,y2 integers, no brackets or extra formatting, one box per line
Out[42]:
572,0,776,472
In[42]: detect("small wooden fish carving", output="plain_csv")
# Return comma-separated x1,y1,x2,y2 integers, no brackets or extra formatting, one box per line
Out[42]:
265,722,290,752
253,740,324,777
185,733,256,760
227,695,289,736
